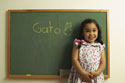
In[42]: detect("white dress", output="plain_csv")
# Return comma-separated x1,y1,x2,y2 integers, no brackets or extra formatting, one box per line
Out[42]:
68,39,105,83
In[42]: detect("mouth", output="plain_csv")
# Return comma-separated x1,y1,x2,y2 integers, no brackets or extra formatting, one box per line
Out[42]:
88,36,95,40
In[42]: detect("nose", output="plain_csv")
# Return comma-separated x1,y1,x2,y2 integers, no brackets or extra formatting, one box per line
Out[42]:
90,31,93,36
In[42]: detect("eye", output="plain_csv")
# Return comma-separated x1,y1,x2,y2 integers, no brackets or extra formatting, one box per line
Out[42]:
86,30,89,32
85,29,90,32
93,29,97,32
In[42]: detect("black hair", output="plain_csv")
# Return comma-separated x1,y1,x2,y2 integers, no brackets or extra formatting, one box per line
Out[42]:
80,18,103,44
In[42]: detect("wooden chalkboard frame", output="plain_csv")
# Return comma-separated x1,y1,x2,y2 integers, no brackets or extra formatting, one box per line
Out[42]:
7,9,110,79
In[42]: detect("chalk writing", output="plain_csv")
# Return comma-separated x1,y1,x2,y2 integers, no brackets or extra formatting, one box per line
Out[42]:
64,22,72,36
33,21,73,36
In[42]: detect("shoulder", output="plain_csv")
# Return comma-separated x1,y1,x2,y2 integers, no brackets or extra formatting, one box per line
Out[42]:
73,39,84,48
73,39,79,46
99,43,105,49
98,43,105,53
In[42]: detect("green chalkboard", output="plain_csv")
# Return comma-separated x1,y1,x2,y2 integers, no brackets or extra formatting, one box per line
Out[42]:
8,9,110,79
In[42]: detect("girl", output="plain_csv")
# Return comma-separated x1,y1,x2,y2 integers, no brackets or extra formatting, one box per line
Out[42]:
68,18,106,83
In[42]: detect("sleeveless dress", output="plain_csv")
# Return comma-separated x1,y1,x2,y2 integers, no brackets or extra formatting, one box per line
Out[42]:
68,39,105,83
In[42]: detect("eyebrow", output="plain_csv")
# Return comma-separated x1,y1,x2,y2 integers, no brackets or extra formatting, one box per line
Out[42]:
93,28,97,29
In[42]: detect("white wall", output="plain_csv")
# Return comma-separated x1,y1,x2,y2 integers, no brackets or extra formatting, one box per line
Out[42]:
0,0,125,83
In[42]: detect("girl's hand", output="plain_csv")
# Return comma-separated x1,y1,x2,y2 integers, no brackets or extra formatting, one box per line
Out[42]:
89,71,99,79
81,72,93,82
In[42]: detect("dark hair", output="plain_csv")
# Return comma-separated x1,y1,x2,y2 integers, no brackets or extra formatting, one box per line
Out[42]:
80,18,103,44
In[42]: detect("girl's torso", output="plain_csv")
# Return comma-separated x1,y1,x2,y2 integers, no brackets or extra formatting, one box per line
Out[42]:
68,39,105,83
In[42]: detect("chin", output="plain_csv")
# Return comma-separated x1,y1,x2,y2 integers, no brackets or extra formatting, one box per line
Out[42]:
88,40,95,43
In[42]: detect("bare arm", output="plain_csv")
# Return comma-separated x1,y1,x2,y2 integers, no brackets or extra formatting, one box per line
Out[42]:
96,50,106,75
72,46,86,75
72,45,93,82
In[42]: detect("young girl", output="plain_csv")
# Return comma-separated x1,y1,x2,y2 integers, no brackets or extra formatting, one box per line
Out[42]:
68,18,106,83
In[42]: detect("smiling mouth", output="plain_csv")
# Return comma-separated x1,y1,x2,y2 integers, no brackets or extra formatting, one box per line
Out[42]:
88,36,95,40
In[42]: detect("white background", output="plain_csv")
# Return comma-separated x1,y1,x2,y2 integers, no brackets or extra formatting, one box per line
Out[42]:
0,0,125,83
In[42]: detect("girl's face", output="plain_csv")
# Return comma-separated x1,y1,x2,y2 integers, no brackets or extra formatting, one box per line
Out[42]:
83,22,98,43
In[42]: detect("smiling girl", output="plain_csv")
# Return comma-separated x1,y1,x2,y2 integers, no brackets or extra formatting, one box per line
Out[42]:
68,18,106,83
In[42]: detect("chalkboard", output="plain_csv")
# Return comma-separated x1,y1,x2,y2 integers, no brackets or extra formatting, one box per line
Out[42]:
7,9,110,79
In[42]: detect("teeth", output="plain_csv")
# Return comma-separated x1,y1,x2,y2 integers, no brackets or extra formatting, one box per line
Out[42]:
89,36,94,40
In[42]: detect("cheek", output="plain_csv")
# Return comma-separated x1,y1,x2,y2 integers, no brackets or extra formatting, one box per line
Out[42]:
83,33,89,38
97,33,98,37
96,32,98,37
